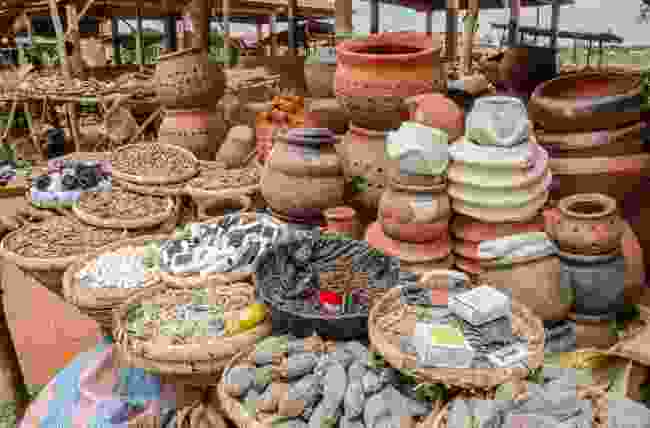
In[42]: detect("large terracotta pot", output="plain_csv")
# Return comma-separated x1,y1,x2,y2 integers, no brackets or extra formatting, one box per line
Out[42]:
378,176,451,243
157,109,223,160
260,128,345,220
451,214,545,242
338,124,393,214
334,32,445,131
544,193,623,255
154,47,226,109
529,71,641,133
498,46,558,98
404,93,464,142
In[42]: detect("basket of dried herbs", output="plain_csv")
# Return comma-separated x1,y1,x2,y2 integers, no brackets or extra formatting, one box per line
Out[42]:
62,235,170,337
218,334,449,428
0,215,128,294
368,270,545,390
113,278,271,386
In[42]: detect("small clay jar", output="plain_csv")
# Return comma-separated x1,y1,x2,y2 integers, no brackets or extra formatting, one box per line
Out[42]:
378,175,451,243
261,128,345,219
404,93,465,142
323,206,362,240
545,193,623,255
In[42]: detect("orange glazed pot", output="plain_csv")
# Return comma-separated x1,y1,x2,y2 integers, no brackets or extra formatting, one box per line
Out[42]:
334,32,445,131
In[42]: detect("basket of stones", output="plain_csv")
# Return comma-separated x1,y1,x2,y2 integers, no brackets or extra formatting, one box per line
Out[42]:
71,183,176,230
110,142,199,185
254,231,404,340
218,334,450,428
0,215,128,295
62,235,169,337
154,212,287,288
430,379,608,428
184,163,260,219
112,277,272,386
367,269,545,390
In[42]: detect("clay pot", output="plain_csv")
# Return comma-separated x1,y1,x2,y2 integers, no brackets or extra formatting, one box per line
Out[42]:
304,98,349,135
304,50,337,98
535,121,644,159
465,96,530,147
157,109,223,160
558,249,626,318
404,93,464,142
569,312,620,349
451,214,545,242
260,128,345,220
452,190,549,223
216,125,256,168
338,124,392,213
256,123,288,165
378,177,451,243
529,71,641,133
154,47,226,109
545,193,623,255
334,32,445,131
323,206,362,240
498,46,558,98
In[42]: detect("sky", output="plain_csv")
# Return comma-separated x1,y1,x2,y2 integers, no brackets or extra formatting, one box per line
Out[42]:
120,0,648,47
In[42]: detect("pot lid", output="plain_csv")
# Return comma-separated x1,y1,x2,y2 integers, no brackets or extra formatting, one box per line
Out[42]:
465,96,530,147
386,122,450,176
286,128,336,145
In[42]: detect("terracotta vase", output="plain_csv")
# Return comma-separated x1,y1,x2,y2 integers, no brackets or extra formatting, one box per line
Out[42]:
378,176,451,243
338,124,393,213
545,193,623,255
154,47,226,109
334,32,445,131
529,71,641,133
157,109,223,160
323,206,362,240
404,93,465,142
260,128,345,221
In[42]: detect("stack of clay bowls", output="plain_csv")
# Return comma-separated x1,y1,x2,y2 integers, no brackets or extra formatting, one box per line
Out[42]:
365,122,453,275
448,96,568,322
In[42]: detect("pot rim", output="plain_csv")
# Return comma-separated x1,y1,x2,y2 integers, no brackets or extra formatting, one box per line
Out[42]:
531,70,641,100
324,206,357,220
157,47,203,61
557,248,622,264
558,193,617,220
388,174,447,193
348,124,390,139
335,31,442,67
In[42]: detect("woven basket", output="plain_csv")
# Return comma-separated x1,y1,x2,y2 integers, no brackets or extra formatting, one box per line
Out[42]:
110,143,199,185
61,235,169,337
0,216,127,295
113,279,271,386
157,212,275,288
71,189,176,230
430,385,608,428
368,269,545,389
218,343,448,428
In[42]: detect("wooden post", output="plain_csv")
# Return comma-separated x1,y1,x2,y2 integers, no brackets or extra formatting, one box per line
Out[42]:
550,0,561,51
161,15,177,54
270,13,277,57
463,0,479,75
223,0,231,68
136,2,144,69
335,0,353,39
111,17,121,64
288,0,297,56
446,0,459,63
425,9,433,36
507,0,520,46
369,0,379,34
188,0,209,51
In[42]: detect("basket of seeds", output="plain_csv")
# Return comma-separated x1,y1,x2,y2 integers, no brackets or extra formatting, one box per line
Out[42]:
155,212,287,288
112,278,272,385
218,334,450,428
0,215,128,294
110,142,199,185
61,235,169,337
71,184,177,230
367,270,545,390
254,231,404,340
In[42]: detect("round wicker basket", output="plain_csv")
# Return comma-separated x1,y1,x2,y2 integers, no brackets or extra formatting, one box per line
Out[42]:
110,142,199,185
368,269,545,390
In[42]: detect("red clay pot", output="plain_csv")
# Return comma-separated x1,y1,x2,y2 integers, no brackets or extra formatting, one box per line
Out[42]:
404,93,465,142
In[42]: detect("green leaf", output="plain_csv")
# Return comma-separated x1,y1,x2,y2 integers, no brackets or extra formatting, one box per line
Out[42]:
191,289,209,305
241,398,257,417
639,384,650,402
350,176,368,193
559,284,575,305
415,306,433,322
495,382,516,400
398,368,417,385
368,351,385,369
271,416,292,427
255,366,273,388
414,383,448,402
143,242,161,269
367,248,384,257
526,367,544,384
321,416,337,428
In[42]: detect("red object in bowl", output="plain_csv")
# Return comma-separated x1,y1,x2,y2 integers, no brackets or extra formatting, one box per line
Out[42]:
319,291,343,305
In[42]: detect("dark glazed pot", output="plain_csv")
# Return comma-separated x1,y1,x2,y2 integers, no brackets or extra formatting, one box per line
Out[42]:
529,71,640,133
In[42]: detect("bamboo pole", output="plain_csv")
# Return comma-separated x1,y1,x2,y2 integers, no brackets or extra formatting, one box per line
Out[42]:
136,1,144,70
463,0,479,75
128,106,162,144
270,13,277,57
223,0,231,68
0,99,17,143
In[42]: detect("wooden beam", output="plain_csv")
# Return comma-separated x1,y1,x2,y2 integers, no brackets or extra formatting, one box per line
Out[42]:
188,0,209,51
64,2,82,153
136,1,143,68
287,0,297,55
270,12,277,56
463,0,479,75
223,0,231,68
369,0,379,34
446,0,459,63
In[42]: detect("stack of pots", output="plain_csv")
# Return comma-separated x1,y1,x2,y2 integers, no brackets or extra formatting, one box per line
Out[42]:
529,70,650,270
544,193,645,348
365,122,453,275
260,128,345,225
447,96,568,322
154,47,227,160
334,32,446,222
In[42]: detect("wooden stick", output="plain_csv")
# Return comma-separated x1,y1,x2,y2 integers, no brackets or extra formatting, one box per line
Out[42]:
23,102,45,160
0,99,17,143
63,0,96,40
463,0,479,75
128,105,163,144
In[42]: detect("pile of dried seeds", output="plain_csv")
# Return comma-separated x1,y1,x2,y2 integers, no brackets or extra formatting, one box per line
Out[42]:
111,143,196,179
187,165,259,190
3,216,125,258
77,186,170,219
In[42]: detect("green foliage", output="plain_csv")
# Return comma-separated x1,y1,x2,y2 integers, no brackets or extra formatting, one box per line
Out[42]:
609,304,641,338
350,176,368,193
367,351,385,369
413,383,448,402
